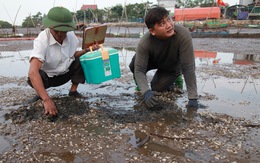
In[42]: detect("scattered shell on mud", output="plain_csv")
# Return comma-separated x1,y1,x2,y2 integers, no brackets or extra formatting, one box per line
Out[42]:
0,87,259,162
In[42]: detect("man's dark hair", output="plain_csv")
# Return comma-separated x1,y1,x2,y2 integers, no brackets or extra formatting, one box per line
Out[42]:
145,7,169,29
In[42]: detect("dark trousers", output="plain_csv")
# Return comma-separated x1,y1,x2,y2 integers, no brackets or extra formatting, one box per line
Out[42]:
129,54,181,91
27,57,85,89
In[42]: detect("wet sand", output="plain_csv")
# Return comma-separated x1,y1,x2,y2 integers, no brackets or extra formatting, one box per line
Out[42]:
0,34,260,162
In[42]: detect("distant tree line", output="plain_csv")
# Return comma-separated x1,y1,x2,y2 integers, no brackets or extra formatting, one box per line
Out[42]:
0,0,221,28
0,20,12,28
175,0,228,8
0,2,155,28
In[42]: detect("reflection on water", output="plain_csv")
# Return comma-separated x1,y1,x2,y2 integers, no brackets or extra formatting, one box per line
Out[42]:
193,77,260,119
1,49,259,77
194,50,260,66
0,51,30,77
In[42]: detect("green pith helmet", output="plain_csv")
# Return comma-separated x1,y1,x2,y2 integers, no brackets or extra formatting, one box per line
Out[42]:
43,6,76,32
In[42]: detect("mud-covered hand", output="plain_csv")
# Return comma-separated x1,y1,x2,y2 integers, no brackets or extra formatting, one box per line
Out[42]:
187,99,198,108
143,90,160,108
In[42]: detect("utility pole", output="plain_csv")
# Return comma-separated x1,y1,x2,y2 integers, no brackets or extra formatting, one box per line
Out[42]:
121,1,128,22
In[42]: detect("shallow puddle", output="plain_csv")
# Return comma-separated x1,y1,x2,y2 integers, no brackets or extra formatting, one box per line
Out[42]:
0,136,10,154
194,50,258,65
0,51,29,77
1,49,258,75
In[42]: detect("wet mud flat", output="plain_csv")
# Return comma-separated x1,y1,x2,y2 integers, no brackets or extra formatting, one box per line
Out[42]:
0,69,260,162
0,37,260,162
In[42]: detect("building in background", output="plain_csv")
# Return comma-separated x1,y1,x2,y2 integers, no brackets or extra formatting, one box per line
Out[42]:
157,0,177,15
79,4,98,25
239,0,260,5
81,4,98,11
239,0,252,5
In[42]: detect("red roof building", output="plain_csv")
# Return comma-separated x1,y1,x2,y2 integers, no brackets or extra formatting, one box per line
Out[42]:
81,4,98,10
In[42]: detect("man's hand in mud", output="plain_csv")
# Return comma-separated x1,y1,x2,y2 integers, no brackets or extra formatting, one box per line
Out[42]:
143,90,161,108
187,99,198,108
43,98,58,116
187,99,207,109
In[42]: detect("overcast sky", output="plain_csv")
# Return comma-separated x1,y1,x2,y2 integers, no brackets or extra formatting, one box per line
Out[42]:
0,0,238,25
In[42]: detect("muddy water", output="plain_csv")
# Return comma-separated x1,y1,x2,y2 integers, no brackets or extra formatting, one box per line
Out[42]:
0,48,260,162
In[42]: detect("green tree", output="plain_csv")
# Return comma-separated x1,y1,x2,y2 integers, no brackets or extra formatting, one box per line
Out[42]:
0,20,12,28
17,1,158,25
176,0,215,8
22,12,43,28
75,9,103,24
95,9,105,23
110,5,124,22
126,3,146,20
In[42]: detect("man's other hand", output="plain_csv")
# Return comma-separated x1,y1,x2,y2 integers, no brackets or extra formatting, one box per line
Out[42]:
187,99,198,109
144,90,161,108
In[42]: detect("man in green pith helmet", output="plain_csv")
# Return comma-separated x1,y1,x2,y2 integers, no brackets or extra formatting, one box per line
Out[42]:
129,7,198,109
27,6,99,116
